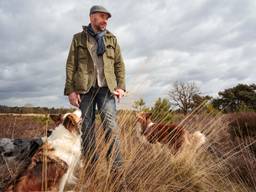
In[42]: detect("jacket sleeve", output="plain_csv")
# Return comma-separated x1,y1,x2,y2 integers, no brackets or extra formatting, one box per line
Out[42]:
114,40,126,91
64,36,77,96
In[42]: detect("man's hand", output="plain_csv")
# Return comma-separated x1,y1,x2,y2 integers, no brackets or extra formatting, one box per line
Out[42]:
113,89,125,103
68,92,81,107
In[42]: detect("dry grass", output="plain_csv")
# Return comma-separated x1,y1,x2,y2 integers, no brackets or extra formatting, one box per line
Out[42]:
70,108,255,192
0,108,256,191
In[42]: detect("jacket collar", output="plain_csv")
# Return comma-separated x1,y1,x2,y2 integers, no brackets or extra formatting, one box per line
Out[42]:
82,25,114,37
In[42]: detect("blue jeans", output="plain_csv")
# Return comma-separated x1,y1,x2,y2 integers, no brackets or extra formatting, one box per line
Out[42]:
79,87,122,166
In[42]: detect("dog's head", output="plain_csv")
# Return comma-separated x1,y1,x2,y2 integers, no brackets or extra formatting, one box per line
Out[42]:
50,109,82,135
136,112,152,131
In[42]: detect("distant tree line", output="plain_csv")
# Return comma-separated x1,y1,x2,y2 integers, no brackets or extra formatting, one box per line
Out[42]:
1,82,255,115
0,105,73,114
212,84,256,113
133,82,256,117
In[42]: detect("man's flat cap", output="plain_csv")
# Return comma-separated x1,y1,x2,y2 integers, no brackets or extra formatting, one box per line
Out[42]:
90,5,111,18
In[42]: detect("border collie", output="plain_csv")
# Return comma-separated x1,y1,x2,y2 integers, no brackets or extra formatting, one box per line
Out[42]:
5,110,82,192
136,112,206,154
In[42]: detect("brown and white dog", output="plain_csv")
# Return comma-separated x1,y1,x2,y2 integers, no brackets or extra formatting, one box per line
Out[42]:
5,110,82,192
136,112,206,154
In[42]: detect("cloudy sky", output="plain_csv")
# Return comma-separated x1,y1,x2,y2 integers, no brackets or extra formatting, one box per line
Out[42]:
0,0,256,109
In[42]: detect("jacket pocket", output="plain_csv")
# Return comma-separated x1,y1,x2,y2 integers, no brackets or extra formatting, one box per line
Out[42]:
73,71,89,91
76,43,89,72
77,43,89,61
105,44,115,59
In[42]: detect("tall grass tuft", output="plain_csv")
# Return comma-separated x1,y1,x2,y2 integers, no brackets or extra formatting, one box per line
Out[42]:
69,109,256,191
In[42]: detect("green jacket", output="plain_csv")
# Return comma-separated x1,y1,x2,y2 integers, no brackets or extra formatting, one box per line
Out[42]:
64,26,126,95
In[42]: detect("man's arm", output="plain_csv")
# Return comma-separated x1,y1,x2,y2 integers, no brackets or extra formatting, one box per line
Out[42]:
114,41,126,92
64,36,81,107
64,36,76,96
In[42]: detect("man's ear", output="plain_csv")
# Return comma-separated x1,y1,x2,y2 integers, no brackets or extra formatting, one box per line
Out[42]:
50,114,62,125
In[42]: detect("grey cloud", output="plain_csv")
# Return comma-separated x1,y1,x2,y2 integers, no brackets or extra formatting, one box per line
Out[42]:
0,0,256,108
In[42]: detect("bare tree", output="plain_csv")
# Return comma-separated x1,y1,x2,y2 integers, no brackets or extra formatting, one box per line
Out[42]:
168,81,200,114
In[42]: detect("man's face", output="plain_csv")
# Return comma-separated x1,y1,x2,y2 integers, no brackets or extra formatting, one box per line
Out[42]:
90,12,109,31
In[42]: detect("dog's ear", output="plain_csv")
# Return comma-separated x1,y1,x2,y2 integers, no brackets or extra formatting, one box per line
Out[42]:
145,112,152,119
50,114,62,125
63,114,79,133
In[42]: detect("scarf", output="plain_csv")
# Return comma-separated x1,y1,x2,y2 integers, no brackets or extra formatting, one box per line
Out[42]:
87,23,106,56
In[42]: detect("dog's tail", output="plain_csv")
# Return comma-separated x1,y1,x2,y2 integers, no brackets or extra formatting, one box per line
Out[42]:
192,131,206,149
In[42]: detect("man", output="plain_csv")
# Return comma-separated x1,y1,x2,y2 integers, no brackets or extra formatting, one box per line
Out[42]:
64,5,125,166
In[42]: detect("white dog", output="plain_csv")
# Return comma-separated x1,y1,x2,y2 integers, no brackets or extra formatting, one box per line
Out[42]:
5,110,82,192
